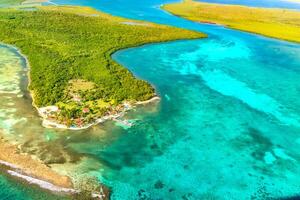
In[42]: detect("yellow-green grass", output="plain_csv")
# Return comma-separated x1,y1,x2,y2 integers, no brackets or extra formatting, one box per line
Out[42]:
0,6,205,122
285,0,300,3
0,0,23,6
163,0,300,43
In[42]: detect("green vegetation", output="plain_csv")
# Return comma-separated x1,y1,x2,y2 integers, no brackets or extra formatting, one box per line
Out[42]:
0,6,205,126
0,0,23,6
163,0,300,43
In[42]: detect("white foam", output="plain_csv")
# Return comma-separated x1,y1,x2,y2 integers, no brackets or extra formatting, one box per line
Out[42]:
273,148,296,162
0,160,20,169
7,170,77,193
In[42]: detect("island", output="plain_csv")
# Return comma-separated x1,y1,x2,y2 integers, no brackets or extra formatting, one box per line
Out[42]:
0,6,205,130
0,1,209,198
163,0,300,43
0,4,206,199
286,0,300,3
0,0,299,199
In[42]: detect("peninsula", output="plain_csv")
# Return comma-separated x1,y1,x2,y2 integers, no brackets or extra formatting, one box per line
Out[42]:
163,0,300,43
0,6,205,129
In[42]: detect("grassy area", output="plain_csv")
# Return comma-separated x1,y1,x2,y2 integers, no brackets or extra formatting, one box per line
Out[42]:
0,0,23,6
163,0,300,43
0,6,205,125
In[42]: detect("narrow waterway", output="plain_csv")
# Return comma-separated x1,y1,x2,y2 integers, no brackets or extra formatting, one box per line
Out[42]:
0,0,300,199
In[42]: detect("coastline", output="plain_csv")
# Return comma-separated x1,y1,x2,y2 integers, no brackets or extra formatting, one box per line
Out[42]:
135,96,160,105
0,4,203,197
40,95,161,130
284,0,300,4
0,137,110,199
0,0,295,198
162,0,300,44
0,4,205,130
6,170,76,193
7,42,161,131
1,15,188,132
0,43,110,199
0,39,161,198
0,139,73,190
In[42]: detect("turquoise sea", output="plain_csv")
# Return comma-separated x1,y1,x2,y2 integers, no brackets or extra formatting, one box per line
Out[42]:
1,0,300,199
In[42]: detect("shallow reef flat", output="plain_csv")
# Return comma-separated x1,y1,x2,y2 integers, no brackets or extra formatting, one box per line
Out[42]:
163,0,300,43
0,45,72,195
0,44,112,199
0,45,26,136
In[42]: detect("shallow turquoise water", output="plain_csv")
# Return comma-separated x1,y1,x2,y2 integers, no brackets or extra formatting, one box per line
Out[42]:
108,39,300,199
0,172,68,200
52,0,300,199
77,1,300,199
1,0,300,199
0,45,72,200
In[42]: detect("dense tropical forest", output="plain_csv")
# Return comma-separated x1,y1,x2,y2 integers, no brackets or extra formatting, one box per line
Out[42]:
0,6,204,124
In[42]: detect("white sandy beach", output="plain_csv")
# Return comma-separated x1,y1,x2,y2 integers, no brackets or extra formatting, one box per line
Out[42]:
39,96,160,131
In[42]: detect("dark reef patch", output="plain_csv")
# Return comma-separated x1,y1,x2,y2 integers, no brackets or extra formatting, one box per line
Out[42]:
154,180,164,189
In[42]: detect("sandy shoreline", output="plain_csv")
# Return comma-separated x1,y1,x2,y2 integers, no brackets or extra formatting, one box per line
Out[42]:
0,42,160,197
1,29,160,197
0,139,109,199
7,170,77,193
0,140,73,189
136,96,160,105
1,43,160,131
0,45,74,191
40,95,161,131
0,43,110,199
